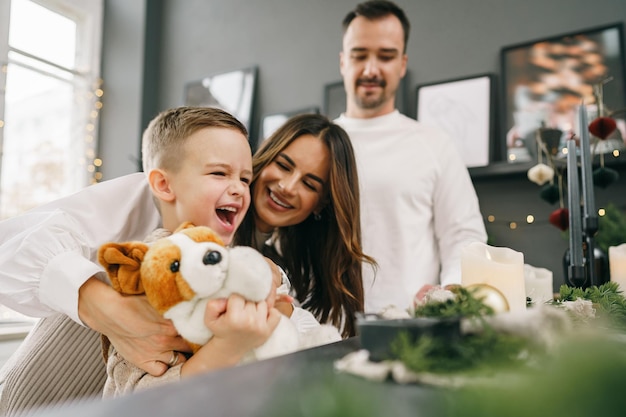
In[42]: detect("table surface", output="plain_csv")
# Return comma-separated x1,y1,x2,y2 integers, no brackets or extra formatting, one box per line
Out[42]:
30,337,446,417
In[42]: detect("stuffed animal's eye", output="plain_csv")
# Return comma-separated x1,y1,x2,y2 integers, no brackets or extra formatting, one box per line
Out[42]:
203,250,222,265
170,260,180,273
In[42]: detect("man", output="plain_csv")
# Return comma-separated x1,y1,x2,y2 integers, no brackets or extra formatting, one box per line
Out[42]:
335,0,487,313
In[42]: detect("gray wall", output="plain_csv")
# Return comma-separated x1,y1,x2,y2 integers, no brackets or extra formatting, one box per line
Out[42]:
99,0,147,178
98,0,626,289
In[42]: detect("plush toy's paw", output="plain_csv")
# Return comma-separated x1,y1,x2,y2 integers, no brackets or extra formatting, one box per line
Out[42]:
299,324,342,350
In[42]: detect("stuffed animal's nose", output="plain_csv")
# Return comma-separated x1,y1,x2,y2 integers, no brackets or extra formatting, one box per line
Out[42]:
203,250,222,265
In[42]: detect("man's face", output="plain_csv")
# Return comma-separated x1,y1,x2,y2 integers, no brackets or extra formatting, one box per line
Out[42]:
340,14,407,118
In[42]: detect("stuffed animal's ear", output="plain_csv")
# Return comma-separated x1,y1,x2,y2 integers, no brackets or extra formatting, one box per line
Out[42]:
98,242,149,295
174,222,196,233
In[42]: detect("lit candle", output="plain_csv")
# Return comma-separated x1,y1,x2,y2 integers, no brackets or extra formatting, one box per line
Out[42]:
609,244,626,291
461,242,526,311
523,264,554,304
578,103,596,228
567,138,584,268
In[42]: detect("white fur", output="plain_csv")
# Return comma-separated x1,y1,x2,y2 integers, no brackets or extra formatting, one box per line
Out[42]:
160,231,339,360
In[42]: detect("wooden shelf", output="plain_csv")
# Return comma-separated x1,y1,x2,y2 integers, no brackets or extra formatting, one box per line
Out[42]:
469,161,533,180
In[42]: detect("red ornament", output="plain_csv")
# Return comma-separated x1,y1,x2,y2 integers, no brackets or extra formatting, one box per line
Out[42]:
588,116,617,140
549,208,569,231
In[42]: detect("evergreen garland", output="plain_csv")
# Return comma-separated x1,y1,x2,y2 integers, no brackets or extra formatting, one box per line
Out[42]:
394,286,531,375
412,286,494,319
393,283,626,376
595,203,626,252
553,281,626,330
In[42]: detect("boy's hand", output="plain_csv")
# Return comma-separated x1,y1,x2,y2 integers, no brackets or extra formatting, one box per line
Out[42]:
204,294,281,357
181,294,281,376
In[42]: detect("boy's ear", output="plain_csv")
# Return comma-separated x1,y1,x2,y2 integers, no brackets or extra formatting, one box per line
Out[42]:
98,242,149,295
148,169,175,202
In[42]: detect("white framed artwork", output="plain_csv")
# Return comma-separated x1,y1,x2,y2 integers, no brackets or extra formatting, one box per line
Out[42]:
416,73,496,168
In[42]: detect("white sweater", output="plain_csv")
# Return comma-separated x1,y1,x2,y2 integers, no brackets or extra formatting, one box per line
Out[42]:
0,173,160,322
336,111,487,313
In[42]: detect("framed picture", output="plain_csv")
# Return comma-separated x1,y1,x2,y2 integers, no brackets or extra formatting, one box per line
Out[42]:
501,23,626,163
416,73,496,168
184,66,258,131
323,73,408,120
258,106,319,149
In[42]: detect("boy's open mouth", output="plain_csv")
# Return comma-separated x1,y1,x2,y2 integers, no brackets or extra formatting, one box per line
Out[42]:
216,206,237,226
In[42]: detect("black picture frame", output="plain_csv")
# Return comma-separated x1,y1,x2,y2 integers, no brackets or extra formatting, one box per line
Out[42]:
322,81,346,121
322,74,408,120
500,23,626,163
184,66,258,131
416,73,496,168
257,106,320,150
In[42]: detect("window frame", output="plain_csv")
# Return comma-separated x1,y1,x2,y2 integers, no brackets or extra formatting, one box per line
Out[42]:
0,0,104,325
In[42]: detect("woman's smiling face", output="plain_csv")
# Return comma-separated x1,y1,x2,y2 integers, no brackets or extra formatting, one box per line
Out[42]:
253,134,330,232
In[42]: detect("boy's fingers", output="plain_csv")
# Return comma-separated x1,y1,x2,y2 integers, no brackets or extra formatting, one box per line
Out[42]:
266,308,281,331
205,298,228,320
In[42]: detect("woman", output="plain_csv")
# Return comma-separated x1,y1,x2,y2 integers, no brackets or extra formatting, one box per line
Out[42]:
235,113,375,338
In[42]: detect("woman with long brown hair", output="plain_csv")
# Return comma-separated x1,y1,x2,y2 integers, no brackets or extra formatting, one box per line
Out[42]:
235,113,375,337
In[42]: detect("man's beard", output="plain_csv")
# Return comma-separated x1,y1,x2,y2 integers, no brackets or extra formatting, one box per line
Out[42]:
355,78,390,109
355,93,386,109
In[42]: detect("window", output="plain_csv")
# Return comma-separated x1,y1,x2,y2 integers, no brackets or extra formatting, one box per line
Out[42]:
0,0,104,220
0,0,103,322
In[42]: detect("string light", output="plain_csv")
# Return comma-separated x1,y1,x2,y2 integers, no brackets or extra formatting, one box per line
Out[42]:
86,78,104,184
485,209,607,230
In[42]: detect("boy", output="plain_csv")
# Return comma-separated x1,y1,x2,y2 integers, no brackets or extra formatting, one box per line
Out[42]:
103,106,284,395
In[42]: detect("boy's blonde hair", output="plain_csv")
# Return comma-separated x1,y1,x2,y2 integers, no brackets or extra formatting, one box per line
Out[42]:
141,106,248,174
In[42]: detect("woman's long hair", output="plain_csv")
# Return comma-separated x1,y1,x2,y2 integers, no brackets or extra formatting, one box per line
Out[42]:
235,113,375,337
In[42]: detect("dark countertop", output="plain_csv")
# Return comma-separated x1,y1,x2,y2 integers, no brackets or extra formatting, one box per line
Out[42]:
30,337,446,417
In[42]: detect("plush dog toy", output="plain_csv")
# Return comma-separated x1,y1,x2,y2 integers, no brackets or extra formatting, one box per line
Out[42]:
98,222,339,361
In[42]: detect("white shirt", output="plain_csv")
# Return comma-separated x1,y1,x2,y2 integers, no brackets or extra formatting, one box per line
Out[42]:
336,111,487,313
0,173,160,323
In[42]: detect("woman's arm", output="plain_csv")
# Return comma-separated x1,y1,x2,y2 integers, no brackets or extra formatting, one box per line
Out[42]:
0,173,159,321
80,278,192,376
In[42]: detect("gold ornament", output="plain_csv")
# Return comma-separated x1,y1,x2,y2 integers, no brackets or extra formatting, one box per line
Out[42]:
466,283,510,313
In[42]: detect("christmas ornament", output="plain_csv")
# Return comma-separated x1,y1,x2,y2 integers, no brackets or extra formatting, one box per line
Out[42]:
527,163,554,186
549,208,569,231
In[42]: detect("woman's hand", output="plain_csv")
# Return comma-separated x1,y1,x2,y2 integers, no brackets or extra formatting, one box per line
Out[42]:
264,258,294,316
78,277,191,376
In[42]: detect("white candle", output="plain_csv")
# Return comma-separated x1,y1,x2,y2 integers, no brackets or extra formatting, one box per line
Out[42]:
567,138,584,268
523,264,554,304
609,244,626,291
461,242,526,311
